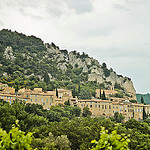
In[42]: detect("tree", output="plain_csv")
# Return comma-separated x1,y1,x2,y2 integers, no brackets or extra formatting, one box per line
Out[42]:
79,89,91,99
100,88,102,99
91,127,130,150
143,106,147,120
82,106,92,117
114,112,125,123
78,84,81,97
44,71,50,84
0,120,34,150
64,100,70,106
56,88,58,98
101,91,106,100
72,87,76,98
141,96,144,104
140,96,147,120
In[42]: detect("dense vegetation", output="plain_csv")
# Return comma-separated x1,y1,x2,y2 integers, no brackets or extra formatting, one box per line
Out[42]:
1,99,150,149
0,29,113,98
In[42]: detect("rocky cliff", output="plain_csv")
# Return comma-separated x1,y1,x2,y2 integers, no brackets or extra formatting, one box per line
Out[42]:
45,43,136,98
0,29,136,98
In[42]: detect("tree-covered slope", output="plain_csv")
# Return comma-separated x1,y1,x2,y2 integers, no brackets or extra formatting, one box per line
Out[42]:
0,29,136,98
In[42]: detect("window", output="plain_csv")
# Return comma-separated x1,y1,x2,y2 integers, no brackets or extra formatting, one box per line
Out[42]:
43,103,45,105
10,100,12,104
135,109,137,112
109,105,111,109
47,99,48,102
35,99,37,102
102,105,104,109
41,99,43,102
99,105,100,108
35,95,37,97
87,105,88,107
90,105,92,108
2,96,4,98
31,99,32,102
6,100,8,102
105,105,107,109
31,95,32,97
25,99,27,101
95,105,97,107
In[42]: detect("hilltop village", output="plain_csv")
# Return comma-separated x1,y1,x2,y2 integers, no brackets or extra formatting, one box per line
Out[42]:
0,82,149,122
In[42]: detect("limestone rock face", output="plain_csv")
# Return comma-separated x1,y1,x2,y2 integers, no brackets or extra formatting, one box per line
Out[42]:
44,43,136,98
83,65,88,72
122,80,136,98
57,63,67,73
68,52,86,68
46,43,60,54
3,46,15,61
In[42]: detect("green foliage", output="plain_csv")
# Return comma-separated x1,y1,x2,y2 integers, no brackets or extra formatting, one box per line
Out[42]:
114,92,124,98
82,106,92,117
79,88,92,99
44,71,50,84
141,96,144,104
114,82,123,90
101,91,106,100
114,112,125,123
129,100,137,103
64,100,70,106
101,63,111,77
0,120,34,150
91,127,130,150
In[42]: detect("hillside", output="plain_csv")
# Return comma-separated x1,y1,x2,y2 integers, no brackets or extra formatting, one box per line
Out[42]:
0,29,136,98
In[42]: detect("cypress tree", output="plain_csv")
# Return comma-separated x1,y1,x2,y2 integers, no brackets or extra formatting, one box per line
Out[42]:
100,88,102,99
141,96,144,104
102,90,106,100
44,71,50,84
56,88,58,98
143,107,147,120
78,84,81,96
72,87,76,98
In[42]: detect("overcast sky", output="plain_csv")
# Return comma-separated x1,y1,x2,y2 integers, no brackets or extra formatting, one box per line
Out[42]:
0,0,150,93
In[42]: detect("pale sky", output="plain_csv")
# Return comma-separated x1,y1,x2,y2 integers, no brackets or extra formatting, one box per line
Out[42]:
0,0,150,93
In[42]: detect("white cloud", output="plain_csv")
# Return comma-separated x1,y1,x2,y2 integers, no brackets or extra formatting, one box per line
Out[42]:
0,0,150,93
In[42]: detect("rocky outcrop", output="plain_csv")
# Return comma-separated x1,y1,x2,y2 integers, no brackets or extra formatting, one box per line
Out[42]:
44,44,136,98
3,46,15,61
